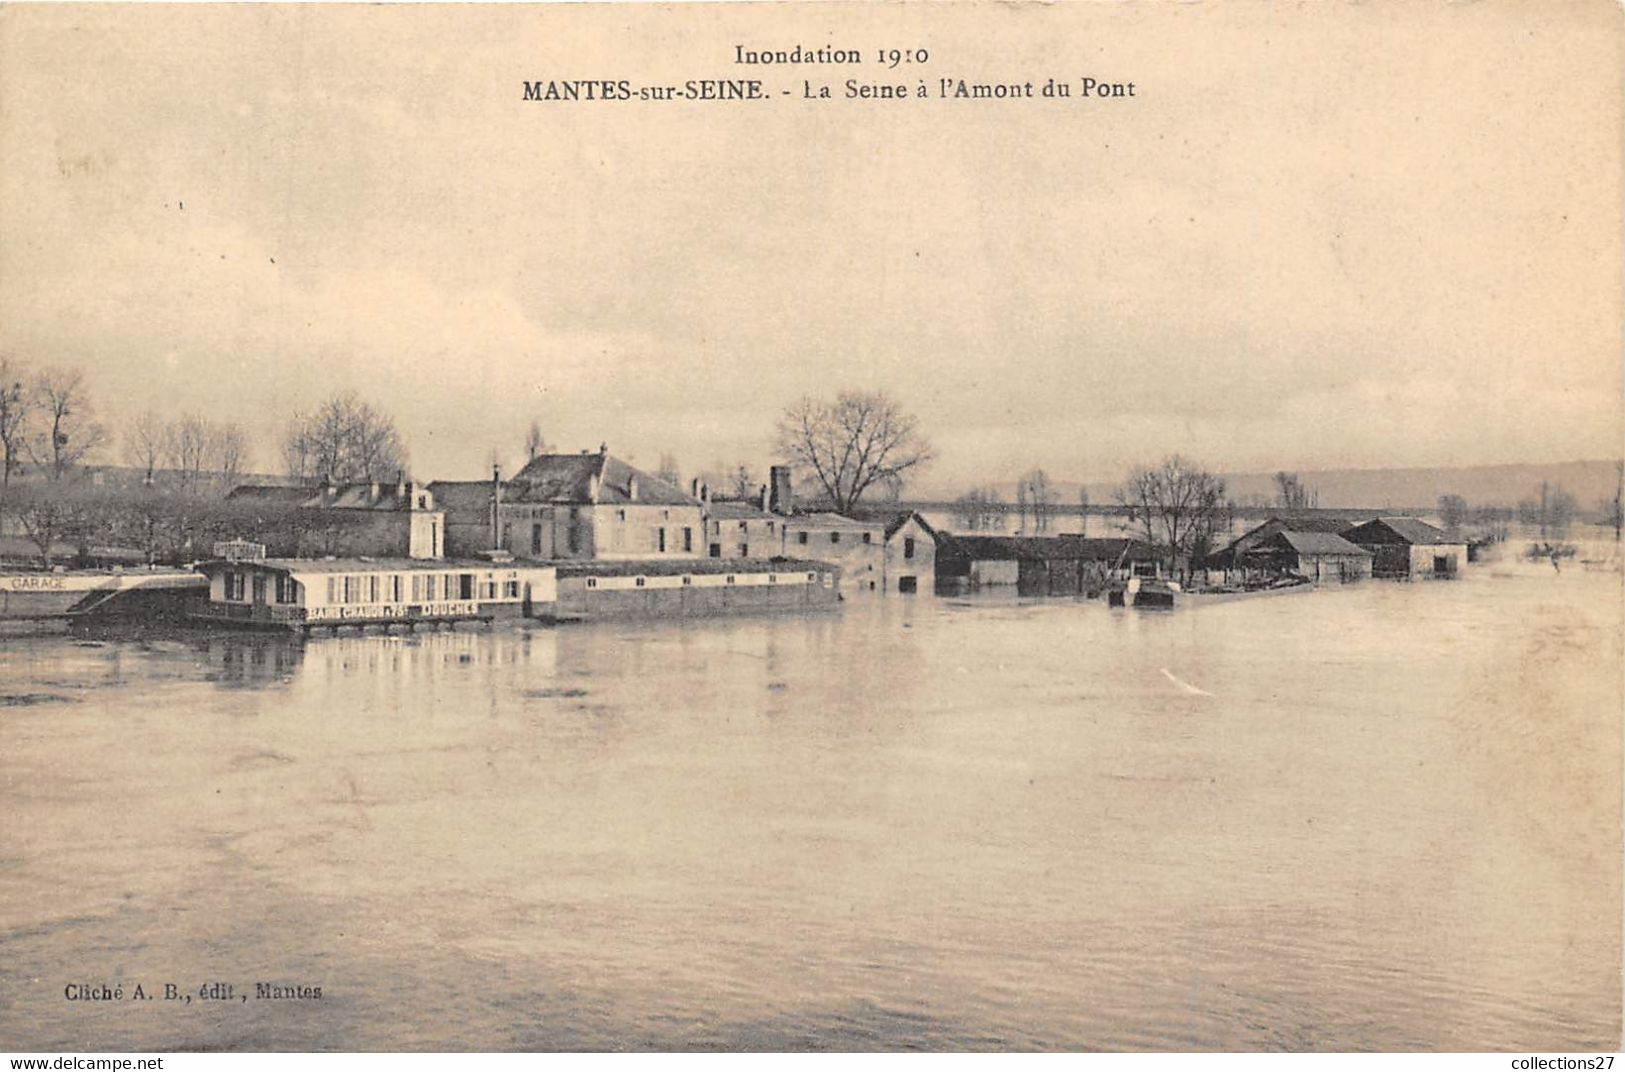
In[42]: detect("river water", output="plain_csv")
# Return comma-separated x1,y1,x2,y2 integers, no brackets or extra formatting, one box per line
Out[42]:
1,561,1619,1051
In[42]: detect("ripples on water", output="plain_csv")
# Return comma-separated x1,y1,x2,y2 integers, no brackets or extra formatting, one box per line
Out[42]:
1,567,1619,1051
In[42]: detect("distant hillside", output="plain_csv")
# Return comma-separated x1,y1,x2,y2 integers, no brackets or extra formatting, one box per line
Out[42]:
939,460,1623,512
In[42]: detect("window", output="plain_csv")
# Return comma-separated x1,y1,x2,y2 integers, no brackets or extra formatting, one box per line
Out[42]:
806,572,815,582
830,532,840,544
768,522,775,535
586,577,598,589
224,571,245,601
567,525,581,553
411,574,423,601
275,574,294,604
343,575,361,604
326,577,338,603
798,531,808,545
366,575,379,603
531,524,543,555
458,574,474,600
862,532,873,544
768,574,777,584
389,575,403,602
904,537,916,560
635,576,646,587
740,543,749,557
709,543,721,558
481,580,497,599
725,575,736,585
683,527,693,553
251,575,266,604
424,574,438,600
738,521,748,531
504,580,520,598
682,575,693,586
616,509,626,522
657,528,667,553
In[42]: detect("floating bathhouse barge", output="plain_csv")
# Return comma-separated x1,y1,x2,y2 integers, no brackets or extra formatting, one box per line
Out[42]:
192,555,556,633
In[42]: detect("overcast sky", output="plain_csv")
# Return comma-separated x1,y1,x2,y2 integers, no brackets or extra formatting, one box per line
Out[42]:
1,2,1619,493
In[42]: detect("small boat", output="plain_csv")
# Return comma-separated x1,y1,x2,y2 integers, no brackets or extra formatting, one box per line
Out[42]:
1130,577,1180,609
1107,576,1181,609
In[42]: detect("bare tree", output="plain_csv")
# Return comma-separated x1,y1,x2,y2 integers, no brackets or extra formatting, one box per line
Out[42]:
1116,455,1228,573
952,486,1005,532
1274,471,1316,510
731,463,756,500
28,367,106,481
1518,480,1578,541
124,410,166,480
775,390,934,515
212,422,249,488
1019,469,1057,533
0,358,33,524
282,391,407,483
165,413,211,493
1437,494,1469,537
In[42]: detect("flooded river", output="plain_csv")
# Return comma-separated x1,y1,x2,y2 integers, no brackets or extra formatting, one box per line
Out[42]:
1,564,1619,1051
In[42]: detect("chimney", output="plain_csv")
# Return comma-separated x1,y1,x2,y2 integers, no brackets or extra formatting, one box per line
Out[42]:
627,473,638,501
690,477,702,499
769,465,793,516
369,481,381,503
758,484,769,512
395,469,407,500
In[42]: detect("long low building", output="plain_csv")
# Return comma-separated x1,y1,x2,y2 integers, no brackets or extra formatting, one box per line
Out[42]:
544,557,841,622
935,535,1159,596
192,555,556,632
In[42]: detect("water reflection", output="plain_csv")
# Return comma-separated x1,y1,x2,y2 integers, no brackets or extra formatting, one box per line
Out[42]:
2,571,1619,1051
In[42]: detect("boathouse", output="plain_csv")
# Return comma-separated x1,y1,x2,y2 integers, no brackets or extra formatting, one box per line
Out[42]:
935,535,1159,596
193,552,557,632
1251,530,1373,583
1341,517,1467,579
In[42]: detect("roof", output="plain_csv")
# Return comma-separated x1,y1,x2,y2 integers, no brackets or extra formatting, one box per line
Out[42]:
1344,516,1455,546
226,482,430,512
1264,531,1373,557
881,511,939,542
937,534,1158,563
554,556,839,578
783,511,883,532
508,452,699,507
225,484,312,505
707,501,779,521
197,557,537,575
426,480,495,520
1243,515,1359,539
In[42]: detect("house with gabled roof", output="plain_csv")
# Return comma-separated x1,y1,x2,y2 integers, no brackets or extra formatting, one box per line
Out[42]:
879,510,938,595
432,446,704,562
1342,517,1467,579
1251,530,1372,583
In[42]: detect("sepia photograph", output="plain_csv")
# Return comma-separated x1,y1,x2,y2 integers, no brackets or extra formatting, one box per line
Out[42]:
0,0,1620,1056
